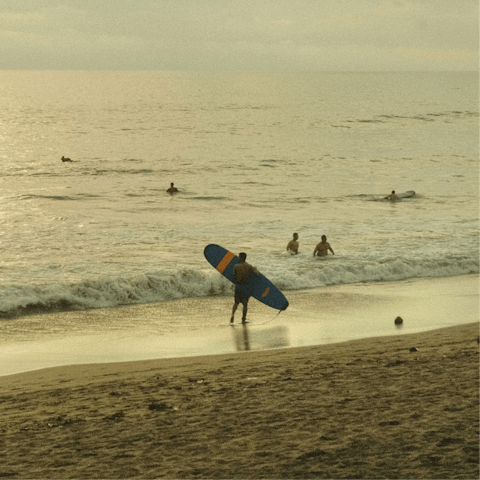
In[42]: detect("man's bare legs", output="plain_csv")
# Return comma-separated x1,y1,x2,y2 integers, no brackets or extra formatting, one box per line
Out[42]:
231,299,248,323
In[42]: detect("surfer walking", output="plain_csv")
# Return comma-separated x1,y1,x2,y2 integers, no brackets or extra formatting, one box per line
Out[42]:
385,190,398,201
231,252,259,324
166,182,179,194
313,235,334,257
286,233,299,255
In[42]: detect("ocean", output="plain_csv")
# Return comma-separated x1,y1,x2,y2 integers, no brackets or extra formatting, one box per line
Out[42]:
0,71,478,372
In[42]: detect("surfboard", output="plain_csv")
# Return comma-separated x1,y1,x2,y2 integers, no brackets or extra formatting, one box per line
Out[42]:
398,190,415,199
383,190,415,200
204,244,289,311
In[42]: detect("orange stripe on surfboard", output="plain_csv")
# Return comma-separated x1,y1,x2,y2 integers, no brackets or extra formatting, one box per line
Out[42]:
261,287,270,297
216,251,235,274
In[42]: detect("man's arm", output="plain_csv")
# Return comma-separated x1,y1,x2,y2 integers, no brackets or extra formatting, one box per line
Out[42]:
233,264,238,284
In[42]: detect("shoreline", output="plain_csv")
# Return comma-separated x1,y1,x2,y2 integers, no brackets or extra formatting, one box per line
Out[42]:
3,321,479,384
0,322,478,479
0,274,478,377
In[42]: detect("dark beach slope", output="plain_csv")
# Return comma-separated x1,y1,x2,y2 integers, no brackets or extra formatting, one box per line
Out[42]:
0,322,478,479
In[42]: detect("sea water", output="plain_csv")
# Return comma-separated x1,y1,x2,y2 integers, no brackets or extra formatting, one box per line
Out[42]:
0,71,478,325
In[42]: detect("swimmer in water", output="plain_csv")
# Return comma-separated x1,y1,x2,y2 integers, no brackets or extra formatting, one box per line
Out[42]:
166,182,179,194
286,233,299,255
313,235,335,257
385,190,399,201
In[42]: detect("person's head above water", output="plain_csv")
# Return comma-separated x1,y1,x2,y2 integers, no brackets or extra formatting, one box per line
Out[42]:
238,252,247,262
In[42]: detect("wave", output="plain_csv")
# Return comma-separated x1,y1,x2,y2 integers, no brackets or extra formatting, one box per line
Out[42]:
15,193,100,201
0,253,477,320
89,169,154,176
0,270,229,320
190,196,229,201
342,110,478,127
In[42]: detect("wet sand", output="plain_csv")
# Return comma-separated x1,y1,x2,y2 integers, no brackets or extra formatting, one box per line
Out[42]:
0,322,478,479
0,275,478,377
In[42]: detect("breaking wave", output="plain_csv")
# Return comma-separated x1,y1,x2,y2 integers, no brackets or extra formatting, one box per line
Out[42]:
0,253,477,320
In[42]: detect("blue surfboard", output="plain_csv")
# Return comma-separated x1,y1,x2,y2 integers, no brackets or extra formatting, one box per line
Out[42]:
204,244,289,311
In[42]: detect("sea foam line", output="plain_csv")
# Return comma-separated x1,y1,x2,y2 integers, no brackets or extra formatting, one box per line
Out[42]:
0,254,477,320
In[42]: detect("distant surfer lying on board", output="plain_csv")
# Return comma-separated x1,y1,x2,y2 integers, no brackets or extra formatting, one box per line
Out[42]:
385,190,399,201
286,232,299,255
231,252,259,324
313,235,334,257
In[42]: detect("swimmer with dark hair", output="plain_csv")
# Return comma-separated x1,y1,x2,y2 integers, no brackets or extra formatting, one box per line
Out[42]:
167,182,179,194
385,190,398,201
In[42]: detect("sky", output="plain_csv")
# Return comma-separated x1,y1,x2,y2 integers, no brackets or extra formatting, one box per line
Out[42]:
0,0,478,71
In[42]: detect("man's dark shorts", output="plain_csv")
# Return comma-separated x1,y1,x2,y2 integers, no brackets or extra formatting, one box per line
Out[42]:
235,284,252,304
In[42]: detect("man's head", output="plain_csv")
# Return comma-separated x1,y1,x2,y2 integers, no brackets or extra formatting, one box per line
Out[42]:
238,252,247,262
293,233,298,240
392,190,395,194
171,183,174,187
321,235,327,242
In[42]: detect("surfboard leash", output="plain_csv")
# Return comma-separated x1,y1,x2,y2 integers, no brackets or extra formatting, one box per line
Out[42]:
255,309,283,326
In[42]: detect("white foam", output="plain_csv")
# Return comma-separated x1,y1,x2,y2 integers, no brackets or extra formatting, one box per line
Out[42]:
0,252,477,319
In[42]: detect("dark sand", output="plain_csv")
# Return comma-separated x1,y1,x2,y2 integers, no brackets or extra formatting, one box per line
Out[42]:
0,322,478,479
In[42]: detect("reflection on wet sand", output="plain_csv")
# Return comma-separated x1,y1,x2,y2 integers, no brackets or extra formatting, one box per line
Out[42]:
232,325,290,352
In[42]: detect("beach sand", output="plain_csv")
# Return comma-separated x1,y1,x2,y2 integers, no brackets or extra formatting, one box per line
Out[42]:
0,322,478,479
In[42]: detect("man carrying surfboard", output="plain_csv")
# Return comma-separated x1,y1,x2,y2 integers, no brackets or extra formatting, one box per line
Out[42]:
204,244,289,315
231,252,259,324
